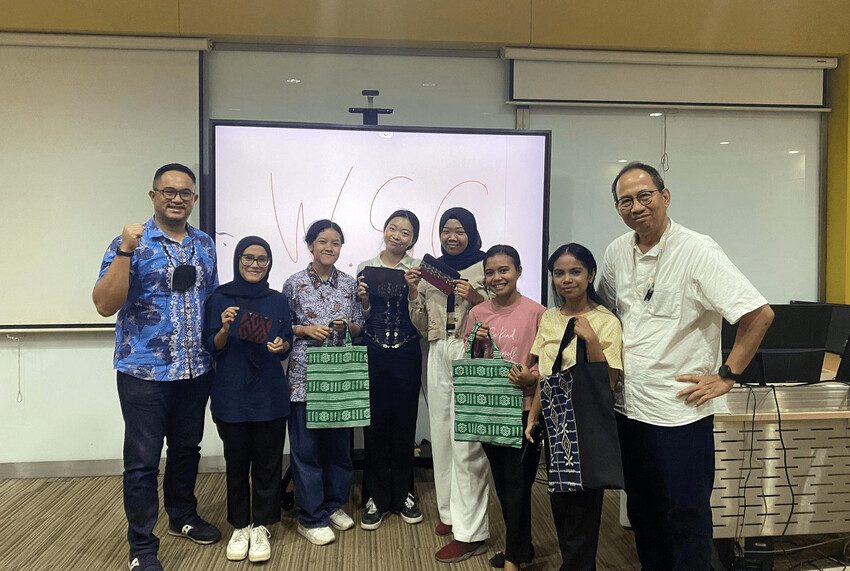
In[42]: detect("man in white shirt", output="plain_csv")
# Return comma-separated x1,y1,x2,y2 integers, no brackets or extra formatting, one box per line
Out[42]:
597,162,774,570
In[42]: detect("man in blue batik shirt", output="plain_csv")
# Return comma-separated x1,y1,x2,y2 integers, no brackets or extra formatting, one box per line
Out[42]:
93,163,221,571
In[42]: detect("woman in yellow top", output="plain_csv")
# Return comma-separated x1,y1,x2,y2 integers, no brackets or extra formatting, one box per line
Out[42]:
526,243,623,571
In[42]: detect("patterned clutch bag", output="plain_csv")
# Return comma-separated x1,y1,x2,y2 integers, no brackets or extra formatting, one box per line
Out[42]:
236,311,274,345
420,254,460,295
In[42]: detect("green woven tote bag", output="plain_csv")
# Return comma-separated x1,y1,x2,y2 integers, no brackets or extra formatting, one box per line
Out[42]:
306,324,370,429
452,322,524,448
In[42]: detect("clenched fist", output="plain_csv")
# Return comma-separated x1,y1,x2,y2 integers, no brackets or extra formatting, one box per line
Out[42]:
120,223,145,253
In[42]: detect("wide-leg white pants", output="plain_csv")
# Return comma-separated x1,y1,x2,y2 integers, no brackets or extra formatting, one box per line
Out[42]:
427,337,490,543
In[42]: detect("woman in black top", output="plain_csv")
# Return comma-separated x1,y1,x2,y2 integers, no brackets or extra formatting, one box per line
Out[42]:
204,236,292,564
356,210,423,530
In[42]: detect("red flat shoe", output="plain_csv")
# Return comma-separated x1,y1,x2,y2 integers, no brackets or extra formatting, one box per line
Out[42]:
435,540,487,563
434,521,453,536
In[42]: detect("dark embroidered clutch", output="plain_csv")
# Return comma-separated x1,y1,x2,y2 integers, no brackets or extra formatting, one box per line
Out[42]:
420,254,460,296
360,266,407,298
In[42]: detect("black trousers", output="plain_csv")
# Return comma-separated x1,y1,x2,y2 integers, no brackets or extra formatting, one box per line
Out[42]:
362,341,422,513
215,417,287,528
549,488,604,571
542,411,604,571
482,411,540,565
117,371,212,557
616,413,716,571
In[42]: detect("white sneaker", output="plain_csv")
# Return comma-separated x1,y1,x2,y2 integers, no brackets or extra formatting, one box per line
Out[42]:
329,508,354,531
248,525,271,562
297,524,336,546
226,525,251,561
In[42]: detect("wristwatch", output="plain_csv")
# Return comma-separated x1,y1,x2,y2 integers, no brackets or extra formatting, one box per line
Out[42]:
718,364,742,382
115,245,133,257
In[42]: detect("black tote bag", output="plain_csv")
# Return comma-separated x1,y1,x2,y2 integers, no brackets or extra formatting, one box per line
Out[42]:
540,317,624,492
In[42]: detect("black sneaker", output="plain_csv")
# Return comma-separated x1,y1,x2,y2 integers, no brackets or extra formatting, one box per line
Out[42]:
400,492,423,524
128,553,164,571
360,498,387,531
167,517,222,545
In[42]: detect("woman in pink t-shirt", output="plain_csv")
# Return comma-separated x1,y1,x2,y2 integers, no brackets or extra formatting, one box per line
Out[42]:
464,245,545,571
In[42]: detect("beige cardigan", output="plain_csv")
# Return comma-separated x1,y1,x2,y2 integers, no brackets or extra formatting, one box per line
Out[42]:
408,262,488,342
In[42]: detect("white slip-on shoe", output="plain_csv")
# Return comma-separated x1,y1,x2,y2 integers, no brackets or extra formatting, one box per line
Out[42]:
226,525,251,561
329,509,354,531
248,525,271,562
297,524,336,546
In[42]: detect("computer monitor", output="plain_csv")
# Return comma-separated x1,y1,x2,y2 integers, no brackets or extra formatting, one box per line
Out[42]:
721,303,833,384
789,300,850,354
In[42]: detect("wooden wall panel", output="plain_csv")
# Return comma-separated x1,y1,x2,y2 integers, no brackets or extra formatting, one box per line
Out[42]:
4,0,849,55
826,57,850,303
0,0,179,35
530,0,850,56
178,0,531,47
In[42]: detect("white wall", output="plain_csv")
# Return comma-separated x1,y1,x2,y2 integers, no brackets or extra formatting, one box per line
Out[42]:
0,46,199,327
0,44,205,468
0,332,223,465
0,47,823,468
205,49,520,448
533,107,821,304
0,49,517,466
204,50,515,129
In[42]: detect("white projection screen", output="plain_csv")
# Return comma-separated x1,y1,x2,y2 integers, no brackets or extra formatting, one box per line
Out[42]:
208,122,551,301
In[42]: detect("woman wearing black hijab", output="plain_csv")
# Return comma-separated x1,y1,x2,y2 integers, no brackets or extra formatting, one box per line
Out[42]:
203,236,293,564
406,207,492,563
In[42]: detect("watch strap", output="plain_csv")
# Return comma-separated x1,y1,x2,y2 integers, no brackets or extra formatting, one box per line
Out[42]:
719,364,742,382
115,246,133,258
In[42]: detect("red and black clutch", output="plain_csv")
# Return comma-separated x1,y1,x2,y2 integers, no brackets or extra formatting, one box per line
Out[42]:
420,254,460,296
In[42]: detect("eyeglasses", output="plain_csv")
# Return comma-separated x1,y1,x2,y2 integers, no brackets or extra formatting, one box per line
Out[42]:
154,187,196,201
240,254,270,268
615,189,663,210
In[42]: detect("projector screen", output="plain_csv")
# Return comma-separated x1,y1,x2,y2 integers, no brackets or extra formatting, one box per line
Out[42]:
208,122,550,301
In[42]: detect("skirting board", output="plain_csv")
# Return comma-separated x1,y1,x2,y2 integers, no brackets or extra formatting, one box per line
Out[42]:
0,451,425,480
0,456,232,479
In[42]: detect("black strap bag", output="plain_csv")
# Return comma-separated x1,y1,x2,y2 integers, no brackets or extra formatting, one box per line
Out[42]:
539,317,624,492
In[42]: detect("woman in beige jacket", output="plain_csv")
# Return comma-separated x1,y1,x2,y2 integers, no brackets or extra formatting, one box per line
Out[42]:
405,207,491,564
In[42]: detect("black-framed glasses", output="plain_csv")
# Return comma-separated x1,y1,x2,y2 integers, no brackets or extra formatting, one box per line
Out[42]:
615,189,663,210
240,254,270,268
154,187,196,201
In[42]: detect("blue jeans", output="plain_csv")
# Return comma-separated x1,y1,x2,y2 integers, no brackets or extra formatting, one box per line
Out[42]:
616,413,716,571
117,371,212,556
288,402,352,527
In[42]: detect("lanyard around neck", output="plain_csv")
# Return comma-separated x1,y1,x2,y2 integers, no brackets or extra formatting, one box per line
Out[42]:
161,237,196,268
632,220,670,302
